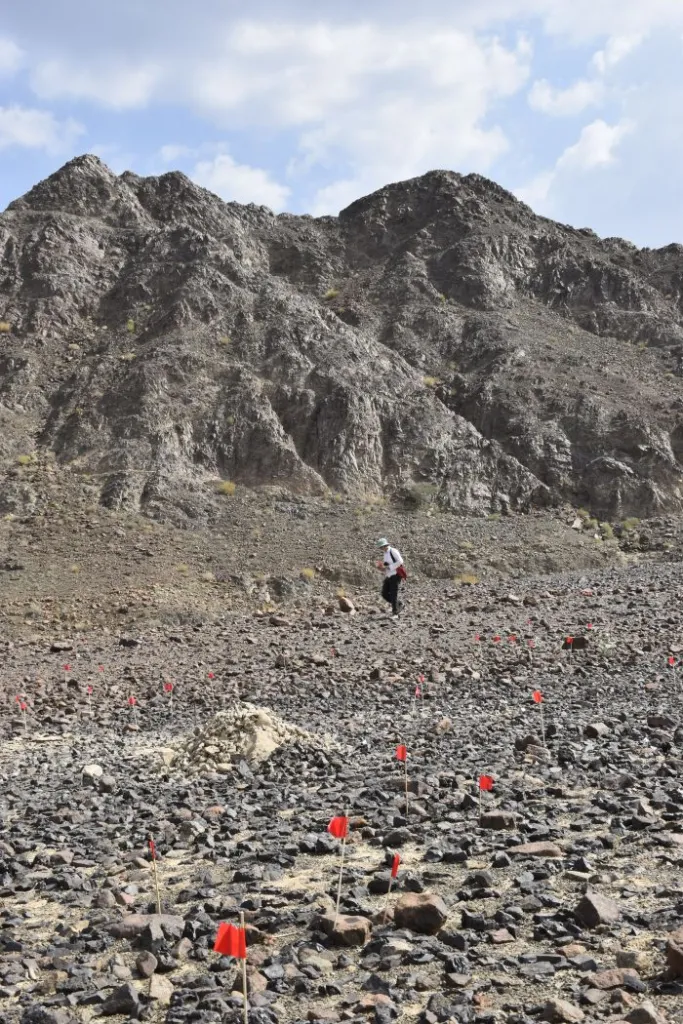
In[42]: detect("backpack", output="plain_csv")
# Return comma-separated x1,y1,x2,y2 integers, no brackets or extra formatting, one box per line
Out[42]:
389,548,407,580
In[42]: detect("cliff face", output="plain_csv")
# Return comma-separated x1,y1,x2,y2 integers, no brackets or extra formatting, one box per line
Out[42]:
1,154,683,521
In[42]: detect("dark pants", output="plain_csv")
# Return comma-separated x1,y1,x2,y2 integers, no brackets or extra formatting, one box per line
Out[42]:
382,575,401,615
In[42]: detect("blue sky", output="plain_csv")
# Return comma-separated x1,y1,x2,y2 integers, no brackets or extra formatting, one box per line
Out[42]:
2,0,683,247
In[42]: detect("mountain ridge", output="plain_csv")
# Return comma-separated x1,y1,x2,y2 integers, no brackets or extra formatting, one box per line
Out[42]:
1,153,683,524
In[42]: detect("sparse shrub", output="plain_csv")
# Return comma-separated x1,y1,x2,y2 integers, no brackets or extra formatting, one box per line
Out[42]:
300,568,316,581
455,573,479,585
0,321,10,332
586,517,599,531
71,565,80,574
201,571,216,582
622,517,640,531
337,587,346,598
577,508,589,519
176,563,189,574
404,482,438,510
216,480,236,496
637,342,647,351
423,376,441,388
226,415,235,426
323,288,339,301
600,522,614,540
120,352,136,361
219,336,231,345
16,454,36,466
126,319,135,333
487,512,501,522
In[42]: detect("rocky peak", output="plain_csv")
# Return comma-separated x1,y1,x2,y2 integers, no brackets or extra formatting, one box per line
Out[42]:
0,154,683,522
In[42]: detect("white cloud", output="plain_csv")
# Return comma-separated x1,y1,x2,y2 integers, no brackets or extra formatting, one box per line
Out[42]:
591,33,643,73
158,143,194,164
0,37,23,77
0,105,85,152
516,118,633,210
189,22,531,128
558,118,633,170
528,77,603,116
31,60,160,109
191,153,290,210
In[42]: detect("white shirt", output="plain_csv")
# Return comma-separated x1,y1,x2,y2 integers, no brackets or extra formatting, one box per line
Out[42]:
383,547,404,577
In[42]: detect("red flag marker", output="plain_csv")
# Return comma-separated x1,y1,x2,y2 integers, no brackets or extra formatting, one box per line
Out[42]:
128,696,137,706
566,636,573,645
86,685,93,695
164,682,173,692
328,815,349,922
396,745,409,817
587,623,593,630
149,838,156,859
668,656,676,667
328,816,348,839
493,635,501,643
414,686,421,699
208,671,215,680
478,774,493,823
214,921,247,959
474,634,480,642
508,634,517,644
532,690,546,745
386,852,401,905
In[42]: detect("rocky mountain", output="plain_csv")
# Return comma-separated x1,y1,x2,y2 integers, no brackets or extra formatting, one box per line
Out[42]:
1,153,683,522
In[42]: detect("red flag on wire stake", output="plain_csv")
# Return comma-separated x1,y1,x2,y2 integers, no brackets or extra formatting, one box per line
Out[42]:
128,696,137,706
164,682,173,692
214,921,247,959
478,774,493,824
396,745,409,817
532,690,546,745
386,852,401,906
86,685,93,695
328,816,348,840
328,813,350,923
493,635,501,644
214,915,249,1024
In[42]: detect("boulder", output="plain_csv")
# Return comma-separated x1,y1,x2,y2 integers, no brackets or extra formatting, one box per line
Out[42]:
393,893,448,935
575,893,621,928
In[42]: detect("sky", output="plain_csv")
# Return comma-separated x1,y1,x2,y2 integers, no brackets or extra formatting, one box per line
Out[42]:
2,0,683,248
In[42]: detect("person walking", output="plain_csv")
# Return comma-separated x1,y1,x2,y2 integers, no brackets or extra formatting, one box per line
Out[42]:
376,537,405,620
